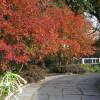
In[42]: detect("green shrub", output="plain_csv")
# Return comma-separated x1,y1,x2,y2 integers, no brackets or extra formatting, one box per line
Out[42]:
50,64,86,74
20,64,47,83
49,64,100,74
93,66,100,73
50,66,66,73
45,55,57,68
80,64,94,72
66,64,86,74
80,64,100,73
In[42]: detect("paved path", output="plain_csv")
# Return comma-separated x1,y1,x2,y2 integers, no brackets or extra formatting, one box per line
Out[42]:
11,73,100,100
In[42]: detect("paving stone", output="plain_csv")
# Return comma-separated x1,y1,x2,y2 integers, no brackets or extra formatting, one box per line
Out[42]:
32,94,49,100
11,96,31,100
78,85,97,90
41,84,56,88
55,85,76,90
82,96,100,100
63,89,81,95
15,89,35,97
82,90,100,96
36,87,62,96
49,95,81,100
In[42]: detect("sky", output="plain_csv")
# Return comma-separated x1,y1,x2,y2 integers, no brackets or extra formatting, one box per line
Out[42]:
84,12,100,40
84,12,100,29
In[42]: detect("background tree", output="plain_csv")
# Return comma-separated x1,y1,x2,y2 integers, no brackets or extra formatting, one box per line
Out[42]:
63,0,100,22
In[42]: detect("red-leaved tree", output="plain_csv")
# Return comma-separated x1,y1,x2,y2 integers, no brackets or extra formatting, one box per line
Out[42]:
0,0,94,69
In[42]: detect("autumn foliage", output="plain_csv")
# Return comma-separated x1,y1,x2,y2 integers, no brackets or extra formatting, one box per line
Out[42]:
0,0,94,67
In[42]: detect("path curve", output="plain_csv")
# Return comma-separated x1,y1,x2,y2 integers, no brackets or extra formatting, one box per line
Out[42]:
11,73,100,100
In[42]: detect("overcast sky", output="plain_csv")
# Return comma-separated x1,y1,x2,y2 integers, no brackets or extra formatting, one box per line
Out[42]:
84,12,100,29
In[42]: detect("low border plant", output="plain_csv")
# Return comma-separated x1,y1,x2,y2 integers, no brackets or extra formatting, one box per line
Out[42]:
80,64,100,73
0,72,27,100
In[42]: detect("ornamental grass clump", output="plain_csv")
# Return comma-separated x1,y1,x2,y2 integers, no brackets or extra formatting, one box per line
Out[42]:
0,72,27,100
